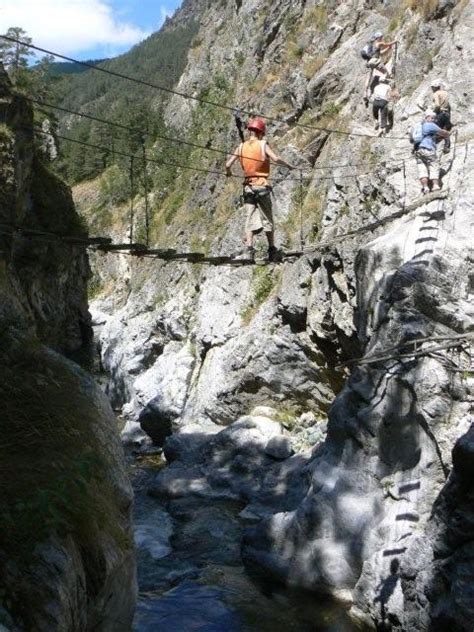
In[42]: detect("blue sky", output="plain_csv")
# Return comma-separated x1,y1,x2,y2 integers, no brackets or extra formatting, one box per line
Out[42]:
0,0,183,61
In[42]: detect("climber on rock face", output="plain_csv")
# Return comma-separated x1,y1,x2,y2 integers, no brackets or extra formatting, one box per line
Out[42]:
414,109,450,195
225,116,295,263
363,32,397,104
364,66,385,106
371,76,398,136
370,32,397,74
430,79,452,153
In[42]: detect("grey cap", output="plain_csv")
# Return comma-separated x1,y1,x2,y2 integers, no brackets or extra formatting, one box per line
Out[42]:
371,31,383,41
425,109,437,118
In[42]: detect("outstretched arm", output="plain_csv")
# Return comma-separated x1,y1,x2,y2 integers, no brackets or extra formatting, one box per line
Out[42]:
429,123,450,140
225,146,240,176
266,144,295,169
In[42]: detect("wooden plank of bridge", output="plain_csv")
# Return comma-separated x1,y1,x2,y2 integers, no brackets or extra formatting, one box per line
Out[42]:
166,252,206,262
405,189,447,213
62,236,112,246
98,242,148,252
140,248,177,256
282,250,304,258
200,255,239,265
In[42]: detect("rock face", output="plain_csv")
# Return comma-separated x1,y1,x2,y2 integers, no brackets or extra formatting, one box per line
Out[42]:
244,173,473,628
0,67,136,629
0,65,91,353
73,0,473,629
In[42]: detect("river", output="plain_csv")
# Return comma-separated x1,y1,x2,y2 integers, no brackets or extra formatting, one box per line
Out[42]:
130,450,361,632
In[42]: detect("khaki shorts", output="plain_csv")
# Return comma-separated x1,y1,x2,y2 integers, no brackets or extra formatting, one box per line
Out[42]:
416,148,440,180
243,186,274,233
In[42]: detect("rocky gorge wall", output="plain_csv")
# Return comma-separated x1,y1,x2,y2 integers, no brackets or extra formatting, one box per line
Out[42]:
75,0,473,629
0,66,136,630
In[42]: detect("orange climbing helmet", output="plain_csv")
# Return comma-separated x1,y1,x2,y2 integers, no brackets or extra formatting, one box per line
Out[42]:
247,117,266,134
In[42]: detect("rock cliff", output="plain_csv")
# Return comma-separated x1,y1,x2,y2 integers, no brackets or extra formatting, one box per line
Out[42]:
72,0,473,629
0,66,136,630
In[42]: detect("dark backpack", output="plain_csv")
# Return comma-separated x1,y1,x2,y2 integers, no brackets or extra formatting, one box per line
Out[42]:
360,43,374,61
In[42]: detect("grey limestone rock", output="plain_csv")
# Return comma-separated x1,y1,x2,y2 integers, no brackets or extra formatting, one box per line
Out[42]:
0,67,136,630
265,436,294,460
76,0,474,628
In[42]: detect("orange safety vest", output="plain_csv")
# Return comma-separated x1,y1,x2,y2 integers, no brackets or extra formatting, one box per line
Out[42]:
238,139,270,185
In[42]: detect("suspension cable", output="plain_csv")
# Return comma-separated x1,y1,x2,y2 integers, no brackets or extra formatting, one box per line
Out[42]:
0,35,408,141
28,124,410,181
27,96,414,172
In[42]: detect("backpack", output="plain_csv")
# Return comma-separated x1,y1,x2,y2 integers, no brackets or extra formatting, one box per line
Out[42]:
360,43,374,61
410,122,424,149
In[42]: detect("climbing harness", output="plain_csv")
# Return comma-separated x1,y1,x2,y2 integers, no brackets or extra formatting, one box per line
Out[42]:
242,185,272,205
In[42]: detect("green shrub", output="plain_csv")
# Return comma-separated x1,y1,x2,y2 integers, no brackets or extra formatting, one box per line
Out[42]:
404,0,439,19
241,267,280,324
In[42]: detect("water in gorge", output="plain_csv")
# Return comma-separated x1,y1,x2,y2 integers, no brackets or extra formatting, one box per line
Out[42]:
130,451,360,632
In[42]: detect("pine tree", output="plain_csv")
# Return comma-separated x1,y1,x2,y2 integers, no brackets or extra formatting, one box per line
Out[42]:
0,27,33,89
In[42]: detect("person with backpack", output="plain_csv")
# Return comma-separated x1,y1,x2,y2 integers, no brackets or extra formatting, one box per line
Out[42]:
371,76,398,136
412,110,450,195
362,32,397,104
364,66,385,107
361,32,397,70
431,79,452,153
370,32,398,74
225,117,295,262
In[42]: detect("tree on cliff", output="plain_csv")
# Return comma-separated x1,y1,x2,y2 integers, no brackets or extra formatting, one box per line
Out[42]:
0,27,32,89
0,27,57,99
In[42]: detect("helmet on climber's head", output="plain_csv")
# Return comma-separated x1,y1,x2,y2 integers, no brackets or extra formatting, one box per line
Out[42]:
371,31,383,42
247,117,266,136
430,79,443,89
424,109,437,120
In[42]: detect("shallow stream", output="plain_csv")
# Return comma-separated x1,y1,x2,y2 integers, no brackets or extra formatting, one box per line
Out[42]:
130,452,359,632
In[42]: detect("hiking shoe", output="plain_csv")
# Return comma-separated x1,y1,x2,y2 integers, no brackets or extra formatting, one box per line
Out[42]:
374,122,379,130
268,246,282,263
421,187,430,195
442,146,451,154
232,246,255,262
432,184,441,192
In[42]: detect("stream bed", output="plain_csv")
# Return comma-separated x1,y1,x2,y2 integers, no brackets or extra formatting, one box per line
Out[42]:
130,452,360,632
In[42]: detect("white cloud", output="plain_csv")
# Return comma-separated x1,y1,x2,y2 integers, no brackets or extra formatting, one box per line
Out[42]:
0,0,151,57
